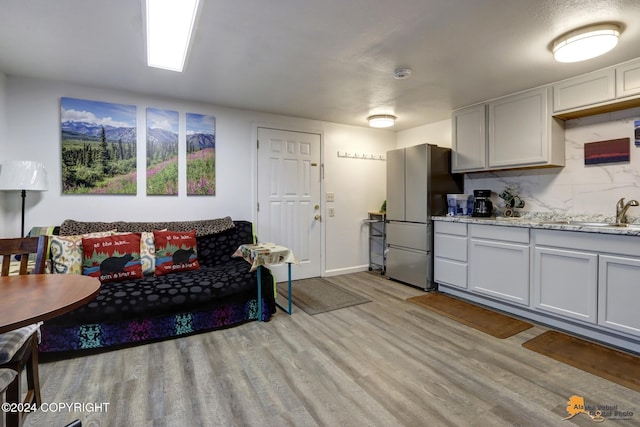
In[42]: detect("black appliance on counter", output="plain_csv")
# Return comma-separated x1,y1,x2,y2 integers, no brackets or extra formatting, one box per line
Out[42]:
472,190,493,217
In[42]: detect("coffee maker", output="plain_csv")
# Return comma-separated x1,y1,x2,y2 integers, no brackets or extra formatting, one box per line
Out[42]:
472,190,493,217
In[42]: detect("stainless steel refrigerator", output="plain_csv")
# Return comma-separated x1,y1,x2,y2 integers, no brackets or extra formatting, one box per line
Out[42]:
385,144,463,290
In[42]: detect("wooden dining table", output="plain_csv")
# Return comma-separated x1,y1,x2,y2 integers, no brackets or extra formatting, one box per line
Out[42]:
0,274,100,333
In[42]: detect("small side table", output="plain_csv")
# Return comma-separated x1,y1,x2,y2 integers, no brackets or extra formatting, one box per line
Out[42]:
233,243,299,320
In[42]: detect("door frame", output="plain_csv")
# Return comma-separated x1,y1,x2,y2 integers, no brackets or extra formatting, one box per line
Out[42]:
252,123,325,278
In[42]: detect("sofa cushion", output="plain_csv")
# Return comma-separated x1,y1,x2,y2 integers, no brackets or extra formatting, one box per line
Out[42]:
82,233,144,283
45,258,272,326
49,231,116,275
60,217,235,237
153,230,200,276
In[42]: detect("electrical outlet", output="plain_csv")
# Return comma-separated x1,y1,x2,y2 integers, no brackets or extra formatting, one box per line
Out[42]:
328,207,335,217
326,192,335,202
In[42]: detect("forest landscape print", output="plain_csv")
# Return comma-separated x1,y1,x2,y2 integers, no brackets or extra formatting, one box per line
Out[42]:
146,108,178,195
186,113,215,195
61,97,137,194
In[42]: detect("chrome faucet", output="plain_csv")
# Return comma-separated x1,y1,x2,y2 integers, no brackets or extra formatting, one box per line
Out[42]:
616,198,639,224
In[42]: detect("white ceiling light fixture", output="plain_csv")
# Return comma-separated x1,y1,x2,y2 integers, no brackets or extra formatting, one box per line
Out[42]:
146,0,200,72
552,23,621,63
368,115,397,128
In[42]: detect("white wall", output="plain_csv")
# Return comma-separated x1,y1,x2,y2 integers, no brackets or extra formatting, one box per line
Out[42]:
464,107,640,219
1,76,395,275
395,119,452,149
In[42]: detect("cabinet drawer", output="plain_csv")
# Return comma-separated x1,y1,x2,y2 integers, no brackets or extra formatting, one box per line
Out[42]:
434,233,467,262
434,258,467,289
434,221,467,236
469,224,529,243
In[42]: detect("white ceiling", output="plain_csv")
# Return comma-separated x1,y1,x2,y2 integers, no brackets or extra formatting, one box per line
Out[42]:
1,0,640,131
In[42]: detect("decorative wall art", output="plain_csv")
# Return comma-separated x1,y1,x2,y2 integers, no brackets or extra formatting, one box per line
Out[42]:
61,97,137,194
584,138,630,165
186,113,216,195
635,120,640,147
146,108,179,195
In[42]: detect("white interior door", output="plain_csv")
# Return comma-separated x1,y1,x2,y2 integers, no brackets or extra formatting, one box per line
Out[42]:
257,127,322,281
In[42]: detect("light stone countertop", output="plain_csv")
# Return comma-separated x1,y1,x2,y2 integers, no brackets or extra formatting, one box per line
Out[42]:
432,213,640,237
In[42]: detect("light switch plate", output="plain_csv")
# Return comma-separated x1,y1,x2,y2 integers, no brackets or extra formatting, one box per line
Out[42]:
326,192,335,202
328,207,335,217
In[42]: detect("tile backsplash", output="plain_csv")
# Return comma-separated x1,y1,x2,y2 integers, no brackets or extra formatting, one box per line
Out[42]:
464,107,640,220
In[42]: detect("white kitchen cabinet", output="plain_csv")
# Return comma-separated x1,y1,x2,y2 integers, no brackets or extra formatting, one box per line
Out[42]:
598,255,640,337
468,224,530,305
532,246,598,323
434,221,468,289
488,87,565,169
451,104,487,172
553,68,615,113
616,58,640,99
452,87,565,172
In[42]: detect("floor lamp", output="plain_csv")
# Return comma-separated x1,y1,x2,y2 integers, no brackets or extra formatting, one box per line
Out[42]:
0,160,49,237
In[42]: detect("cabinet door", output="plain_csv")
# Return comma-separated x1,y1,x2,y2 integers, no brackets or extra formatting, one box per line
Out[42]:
553,69,615,112
598,255,640,337
452,104,487,172
616,59,640,99
533,247,598,323
488,87,549,168
469,238,529,305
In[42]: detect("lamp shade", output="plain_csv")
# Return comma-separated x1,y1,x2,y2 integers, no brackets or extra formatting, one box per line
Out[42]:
0,160,49,191
368,115,396,128
552,24,620,63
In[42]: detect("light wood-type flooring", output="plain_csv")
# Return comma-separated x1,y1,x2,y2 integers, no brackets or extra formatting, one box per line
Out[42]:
21,272,640,426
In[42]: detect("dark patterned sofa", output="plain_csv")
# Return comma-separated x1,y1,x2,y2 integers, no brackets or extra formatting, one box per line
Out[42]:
39,218,275,355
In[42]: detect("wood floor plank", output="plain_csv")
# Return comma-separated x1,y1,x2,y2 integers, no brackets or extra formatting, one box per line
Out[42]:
20,272,640,426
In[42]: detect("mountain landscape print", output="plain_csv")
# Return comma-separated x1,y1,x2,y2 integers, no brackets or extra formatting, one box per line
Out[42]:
146,108,178,195
186,113,215,195
61,97,137,194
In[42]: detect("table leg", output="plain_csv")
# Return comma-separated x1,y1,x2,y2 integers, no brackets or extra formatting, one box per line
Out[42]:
257,265,263,322
275,263,293,315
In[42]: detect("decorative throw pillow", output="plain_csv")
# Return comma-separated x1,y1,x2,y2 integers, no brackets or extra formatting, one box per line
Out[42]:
153,230,200,276
82,233,143,283
115,230,158,275
49,231,116,275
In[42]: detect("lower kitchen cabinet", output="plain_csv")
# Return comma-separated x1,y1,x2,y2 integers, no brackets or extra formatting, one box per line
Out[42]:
598,254,640,336
434,221,468,289
468,224,530,305
532,246,598,323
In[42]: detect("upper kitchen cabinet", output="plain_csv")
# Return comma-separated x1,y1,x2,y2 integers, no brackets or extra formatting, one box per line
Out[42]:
552,69,615,113
616,58,640,98
489,87,564,169
553,57,640,119
452,87,565,172
452,104,487,172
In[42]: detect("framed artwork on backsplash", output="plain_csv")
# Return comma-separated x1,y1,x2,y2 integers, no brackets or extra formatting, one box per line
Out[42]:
146,108,179,196
186,113,216,195
584,138,630,165
60,97,137,195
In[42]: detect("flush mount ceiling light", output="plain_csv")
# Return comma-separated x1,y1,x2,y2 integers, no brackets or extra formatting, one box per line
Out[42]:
146,0,200,72
368,115,397,128
552,23,621,63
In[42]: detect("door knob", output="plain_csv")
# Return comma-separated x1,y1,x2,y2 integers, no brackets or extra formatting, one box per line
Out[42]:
314,214,321,220
314,204,320,210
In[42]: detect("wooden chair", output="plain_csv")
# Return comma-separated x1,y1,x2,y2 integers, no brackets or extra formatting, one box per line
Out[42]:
0,235,48,427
